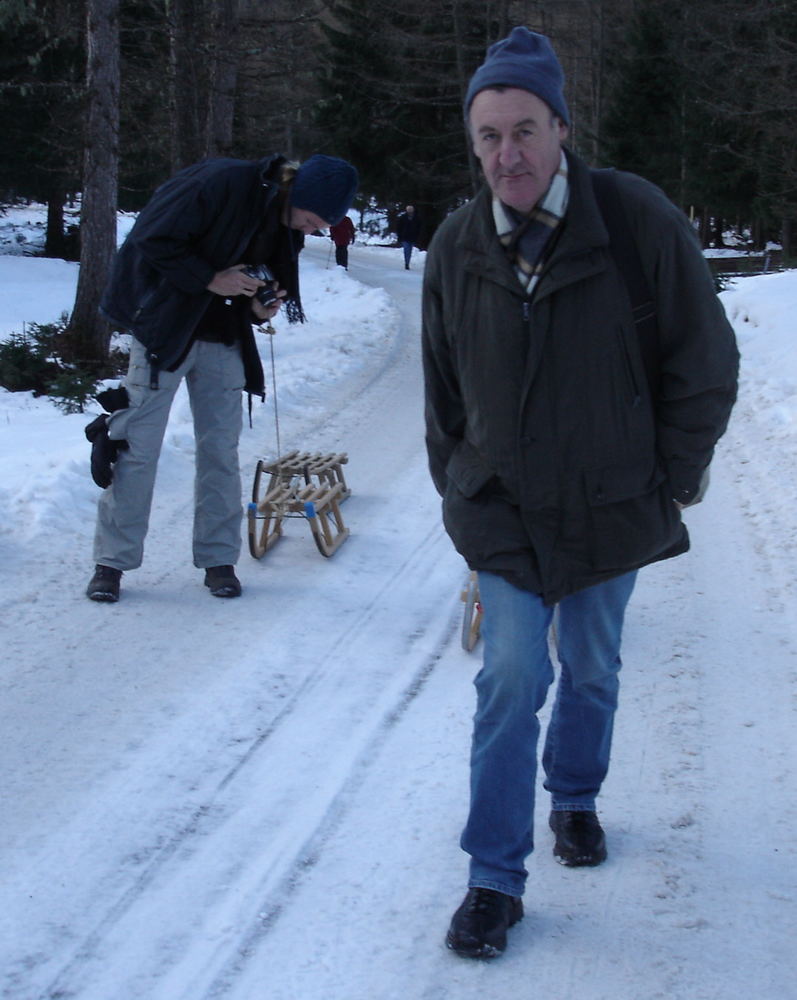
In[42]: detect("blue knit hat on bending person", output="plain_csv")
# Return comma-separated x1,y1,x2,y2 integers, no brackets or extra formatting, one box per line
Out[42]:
464,26,570,126
289,154,359,227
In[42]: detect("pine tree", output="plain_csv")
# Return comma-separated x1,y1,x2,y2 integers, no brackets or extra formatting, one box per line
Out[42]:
117,0,171,209
316,0,512,239
693,0,797,254
0,0,84,255
600,2,690,201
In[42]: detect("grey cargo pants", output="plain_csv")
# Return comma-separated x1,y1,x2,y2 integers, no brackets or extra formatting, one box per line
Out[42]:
93,336,245,571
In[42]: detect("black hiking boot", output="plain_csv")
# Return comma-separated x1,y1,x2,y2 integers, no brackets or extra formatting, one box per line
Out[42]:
86,564,122,602
446,887,523,959
203,565,241,598
549,810,607,867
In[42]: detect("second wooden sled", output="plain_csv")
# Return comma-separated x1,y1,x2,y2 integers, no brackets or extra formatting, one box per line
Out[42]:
460,571,561,655
460,571,483,652
247,450,351,559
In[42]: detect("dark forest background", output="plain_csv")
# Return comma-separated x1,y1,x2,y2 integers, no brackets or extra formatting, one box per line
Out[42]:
1,0,795,368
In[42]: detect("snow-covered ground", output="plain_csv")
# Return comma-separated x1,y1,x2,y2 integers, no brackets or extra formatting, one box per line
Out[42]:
0,209,795,1000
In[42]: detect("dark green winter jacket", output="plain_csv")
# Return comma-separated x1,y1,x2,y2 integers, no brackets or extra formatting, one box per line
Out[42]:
422,149,739,604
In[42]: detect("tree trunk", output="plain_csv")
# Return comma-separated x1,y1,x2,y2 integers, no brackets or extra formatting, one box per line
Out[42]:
66,0,120,369
752,217,764,252
44,188,67,259
700,206,710,249
451,0,481,196
167,0,212,170
783,217,793,259
206,0,240,158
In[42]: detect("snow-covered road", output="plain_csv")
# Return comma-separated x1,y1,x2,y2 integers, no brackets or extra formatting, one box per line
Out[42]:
1,243,794,999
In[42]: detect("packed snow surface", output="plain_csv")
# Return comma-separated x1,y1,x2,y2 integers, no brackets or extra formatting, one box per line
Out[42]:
0,212,795,999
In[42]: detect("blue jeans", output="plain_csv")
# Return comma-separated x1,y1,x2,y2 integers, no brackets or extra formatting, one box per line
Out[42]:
401,240,413,267
463,569,637,897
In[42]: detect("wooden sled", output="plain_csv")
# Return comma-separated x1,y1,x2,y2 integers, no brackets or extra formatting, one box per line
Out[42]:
247,450,351,559
459,571,560,655
460,571,483,652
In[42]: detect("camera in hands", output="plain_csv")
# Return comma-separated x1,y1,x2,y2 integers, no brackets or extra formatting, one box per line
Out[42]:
243,264,278,307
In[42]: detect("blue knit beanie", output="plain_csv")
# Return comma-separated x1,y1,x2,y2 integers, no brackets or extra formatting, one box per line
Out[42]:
289,154,359,227
464,26,570,126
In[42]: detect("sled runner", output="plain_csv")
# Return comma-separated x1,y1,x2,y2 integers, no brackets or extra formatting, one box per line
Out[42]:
247,450,351,559
460,571,483,652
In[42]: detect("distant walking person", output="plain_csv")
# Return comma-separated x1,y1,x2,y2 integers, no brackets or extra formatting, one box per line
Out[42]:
396,204,420,269
330,215,356,269
85,153,357,603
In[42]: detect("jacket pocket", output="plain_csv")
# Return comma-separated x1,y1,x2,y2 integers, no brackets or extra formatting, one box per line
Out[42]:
445,440,496,498
442,440,527,565
584,461,683,570
132,278,171,325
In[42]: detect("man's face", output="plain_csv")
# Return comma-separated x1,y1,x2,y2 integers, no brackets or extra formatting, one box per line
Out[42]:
288,207,328,234
469,87,568,214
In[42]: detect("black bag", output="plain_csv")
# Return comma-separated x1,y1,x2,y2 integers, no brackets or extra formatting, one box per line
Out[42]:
591,168,659,398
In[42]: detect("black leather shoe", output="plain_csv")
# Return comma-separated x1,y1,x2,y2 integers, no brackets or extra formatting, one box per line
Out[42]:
86,564,122,602
203,565,241,597
446,887,523,959
549,810,607,867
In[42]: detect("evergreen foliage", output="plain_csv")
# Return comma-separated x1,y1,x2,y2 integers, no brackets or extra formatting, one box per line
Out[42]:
2,0,791,251
600,4,688,198
0,0,84,254
316,0,511,240
118,0,172,210
0,0,795,378
599,0,796,251
0,314,103,411
0,328,62,394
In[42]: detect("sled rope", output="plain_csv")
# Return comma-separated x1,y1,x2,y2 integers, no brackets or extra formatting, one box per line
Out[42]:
264,321,282,461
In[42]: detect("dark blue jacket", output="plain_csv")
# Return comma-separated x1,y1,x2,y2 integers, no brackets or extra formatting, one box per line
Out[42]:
101,154,288,396
396,210,420,245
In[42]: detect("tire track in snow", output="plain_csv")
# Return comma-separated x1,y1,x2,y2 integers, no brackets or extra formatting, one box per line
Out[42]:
194,613,460,1000
34,517,460,1000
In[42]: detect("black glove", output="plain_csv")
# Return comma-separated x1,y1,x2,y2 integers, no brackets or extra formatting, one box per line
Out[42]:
96,385,130,414
84,386,130,488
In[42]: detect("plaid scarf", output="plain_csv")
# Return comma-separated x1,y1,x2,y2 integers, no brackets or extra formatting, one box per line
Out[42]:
493,150,569,296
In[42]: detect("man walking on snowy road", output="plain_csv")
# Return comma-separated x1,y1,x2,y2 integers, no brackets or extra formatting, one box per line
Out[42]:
422,26,738,958
396,204,420,269
86,153,357,603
